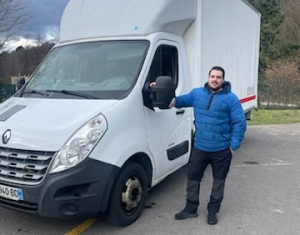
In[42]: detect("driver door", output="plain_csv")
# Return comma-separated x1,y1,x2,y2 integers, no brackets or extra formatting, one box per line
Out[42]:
143,40,192,183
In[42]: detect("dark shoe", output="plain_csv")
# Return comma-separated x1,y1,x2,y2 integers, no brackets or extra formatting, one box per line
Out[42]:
207,212,218,225
175,210,198,220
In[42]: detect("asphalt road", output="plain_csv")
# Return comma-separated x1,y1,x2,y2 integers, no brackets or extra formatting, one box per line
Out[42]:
1,123,300,235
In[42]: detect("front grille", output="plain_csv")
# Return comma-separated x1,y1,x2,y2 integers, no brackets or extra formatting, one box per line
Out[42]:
0,147,55,185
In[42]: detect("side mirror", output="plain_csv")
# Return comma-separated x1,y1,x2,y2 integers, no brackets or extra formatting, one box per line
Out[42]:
150,76,175,109
17,77,26,90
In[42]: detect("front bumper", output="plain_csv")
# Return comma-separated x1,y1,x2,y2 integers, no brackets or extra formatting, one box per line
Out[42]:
0,158,119,218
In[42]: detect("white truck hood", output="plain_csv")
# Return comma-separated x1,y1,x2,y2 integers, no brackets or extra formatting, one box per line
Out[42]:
0,97,117,151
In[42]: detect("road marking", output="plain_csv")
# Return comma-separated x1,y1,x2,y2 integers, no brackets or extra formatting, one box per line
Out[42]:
234,163,291,167
64,218,97,235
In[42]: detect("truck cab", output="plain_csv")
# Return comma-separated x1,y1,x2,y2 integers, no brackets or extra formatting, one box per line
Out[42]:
0,0,195,226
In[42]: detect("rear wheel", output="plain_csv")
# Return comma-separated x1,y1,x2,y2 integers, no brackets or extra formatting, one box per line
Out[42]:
106,162,148,226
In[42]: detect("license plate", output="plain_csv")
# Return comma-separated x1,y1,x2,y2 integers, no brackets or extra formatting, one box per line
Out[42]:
0,184,23,201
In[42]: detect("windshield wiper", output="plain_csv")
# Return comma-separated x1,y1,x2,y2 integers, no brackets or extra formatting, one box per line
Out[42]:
47,90,97,99
22,90,49,97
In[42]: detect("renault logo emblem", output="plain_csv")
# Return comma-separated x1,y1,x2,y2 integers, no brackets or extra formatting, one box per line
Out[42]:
2,130,11,144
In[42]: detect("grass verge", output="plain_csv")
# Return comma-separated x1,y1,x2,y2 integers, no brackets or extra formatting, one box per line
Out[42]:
247,108,300,125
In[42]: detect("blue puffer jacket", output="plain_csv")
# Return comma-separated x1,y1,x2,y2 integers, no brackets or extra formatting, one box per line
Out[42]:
175,81,246,152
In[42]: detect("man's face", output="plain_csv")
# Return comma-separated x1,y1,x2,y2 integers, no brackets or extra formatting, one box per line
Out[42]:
208,69,224,91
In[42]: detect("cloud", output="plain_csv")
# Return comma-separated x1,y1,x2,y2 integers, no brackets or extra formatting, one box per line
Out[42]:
1,0,70,51
4,37,38,51
24,0,70,40
44,26,60,41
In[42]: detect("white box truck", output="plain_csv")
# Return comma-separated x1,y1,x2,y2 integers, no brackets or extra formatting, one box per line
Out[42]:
0,0,260,226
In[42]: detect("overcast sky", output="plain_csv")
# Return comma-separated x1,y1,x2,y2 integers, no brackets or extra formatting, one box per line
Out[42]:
4,0,70,50
25,0,70,40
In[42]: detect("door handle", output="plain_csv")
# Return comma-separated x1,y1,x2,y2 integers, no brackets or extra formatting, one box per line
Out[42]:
176,109,185,115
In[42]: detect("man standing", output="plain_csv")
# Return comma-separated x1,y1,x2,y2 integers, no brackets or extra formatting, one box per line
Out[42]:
173,66,246,225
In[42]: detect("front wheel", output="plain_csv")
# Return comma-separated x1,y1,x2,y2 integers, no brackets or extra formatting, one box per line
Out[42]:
106,162,148,226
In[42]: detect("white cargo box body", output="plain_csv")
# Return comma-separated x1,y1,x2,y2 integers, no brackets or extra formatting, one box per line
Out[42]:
60,0,196,40
184,0,260,116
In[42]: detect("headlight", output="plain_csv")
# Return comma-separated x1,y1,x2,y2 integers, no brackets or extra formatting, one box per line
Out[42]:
49,114,107,173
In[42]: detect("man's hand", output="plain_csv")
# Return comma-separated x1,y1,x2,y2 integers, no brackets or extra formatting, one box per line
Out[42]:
169,98,175,108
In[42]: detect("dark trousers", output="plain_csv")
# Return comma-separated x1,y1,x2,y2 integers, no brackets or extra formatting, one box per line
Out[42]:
184,147,232,213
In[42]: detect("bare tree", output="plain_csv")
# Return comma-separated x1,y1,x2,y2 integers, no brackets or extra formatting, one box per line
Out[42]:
264,61,300,108
279,0,300,44
0,0,29,49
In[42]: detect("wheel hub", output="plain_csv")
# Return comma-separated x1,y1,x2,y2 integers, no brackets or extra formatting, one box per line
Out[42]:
122,177,142,212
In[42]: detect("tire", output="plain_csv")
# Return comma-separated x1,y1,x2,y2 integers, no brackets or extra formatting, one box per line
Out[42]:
106,162,148,226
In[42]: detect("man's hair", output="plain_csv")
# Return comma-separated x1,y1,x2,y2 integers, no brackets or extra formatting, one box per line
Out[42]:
209,66,225,78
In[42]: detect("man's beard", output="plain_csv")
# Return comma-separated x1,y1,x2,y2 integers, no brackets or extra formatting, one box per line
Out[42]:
208,83,222,92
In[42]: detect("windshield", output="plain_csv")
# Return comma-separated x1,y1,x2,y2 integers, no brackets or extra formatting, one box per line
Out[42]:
21,40,149,99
